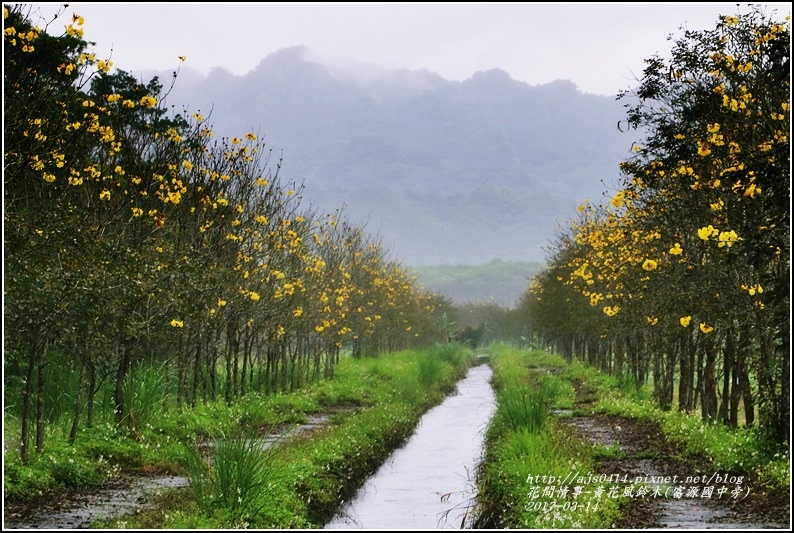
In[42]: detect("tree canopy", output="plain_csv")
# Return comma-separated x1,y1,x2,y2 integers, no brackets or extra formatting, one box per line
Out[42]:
522,7,790,446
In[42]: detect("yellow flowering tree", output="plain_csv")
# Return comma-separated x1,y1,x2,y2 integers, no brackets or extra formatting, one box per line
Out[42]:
4,4,447,462
524,7,789,445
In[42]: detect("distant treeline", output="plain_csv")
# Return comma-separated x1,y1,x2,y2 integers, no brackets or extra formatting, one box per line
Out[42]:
410,259,544,308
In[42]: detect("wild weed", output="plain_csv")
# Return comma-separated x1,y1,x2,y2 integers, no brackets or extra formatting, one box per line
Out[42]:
184,426,285,521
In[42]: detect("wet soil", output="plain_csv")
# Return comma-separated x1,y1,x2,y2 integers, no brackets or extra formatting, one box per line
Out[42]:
3,473,188,529
3,411,343,529
560,379,790,529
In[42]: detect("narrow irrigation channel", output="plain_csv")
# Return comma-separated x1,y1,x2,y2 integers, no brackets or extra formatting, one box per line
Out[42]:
325,363,496,529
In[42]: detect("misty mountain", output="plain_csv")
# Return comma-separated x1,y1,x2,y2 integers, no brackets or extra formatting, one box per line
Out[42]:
161,46,634,265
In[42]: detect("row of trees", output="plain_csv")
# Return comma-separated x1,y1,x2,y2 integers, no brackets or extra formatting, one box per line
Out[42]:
521,8,789,445
4,5,450,462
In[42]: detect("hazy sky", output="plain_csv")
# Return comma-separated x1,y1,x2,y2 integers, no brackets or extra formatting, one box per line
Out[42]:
25,2,792,96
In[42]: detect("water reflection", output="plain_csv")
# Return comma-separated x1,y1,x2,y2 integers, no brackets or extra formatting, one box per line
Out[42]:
325,364,495,530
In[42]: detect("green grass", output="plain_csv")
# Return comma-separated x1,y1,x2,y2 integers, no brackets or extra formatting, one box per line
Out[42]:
183,426,287,523
567,358,790,491
473,345,624,529
5,344,476,528
123,360,170,435
492,379,555,434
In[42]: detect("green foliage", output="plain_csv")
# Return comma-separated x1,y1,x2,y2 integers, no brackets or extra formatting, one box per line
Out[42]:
576,356,791,491
123,360,170,434
492,380,556,434
3,3,450,468
519,6,790,447
183,427,285,522
5,346,476,528
474,346,623,529
417,354,443,387
3,425,129,500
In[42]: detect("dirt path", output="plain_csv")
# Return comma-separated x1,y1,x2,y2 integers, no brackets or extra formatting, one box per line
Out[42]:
559,382,790,529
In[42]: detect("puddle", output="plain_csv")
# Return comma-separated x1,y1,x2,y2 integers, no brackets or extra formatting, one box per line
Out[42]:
3,474,189,529
560,413,788,529
261,413,331,448
3,412,339,529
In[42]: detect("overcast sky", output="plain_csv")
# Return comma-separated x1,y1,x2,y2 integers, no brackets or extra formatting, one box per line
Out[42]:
25,2,792,96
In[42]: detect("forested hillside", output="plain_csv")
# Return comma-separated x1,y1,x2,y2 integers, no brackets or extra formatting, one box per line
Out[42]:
157,49,631,264
411,259,543,307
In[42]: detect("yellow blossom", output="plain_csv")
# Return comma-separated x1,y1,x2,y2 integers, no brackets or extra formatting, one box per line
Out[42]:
669,243,683,255
140,95,157,108
57,62,76,75
743,183,761,197
723,15,738,26
603,306,620,317
680,316,692,327
170,319,184,328
717,230,738,248
99,190,111,200
698,225,717,240
700,323,714,334
642,259,657,271
647,316,659,326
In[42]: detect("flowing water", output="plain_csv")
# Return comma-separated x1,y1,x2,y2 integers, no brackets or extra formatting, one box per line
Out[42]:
325,363,496,530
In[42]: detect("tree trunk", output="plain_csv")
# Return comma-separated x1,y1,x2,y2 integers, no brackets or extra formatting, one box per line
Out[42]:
701,337,718,423
114,339,132,428
35,341,48,453
191,332,203,408
20,339,42,463
86,359,97,428
68,356,87,445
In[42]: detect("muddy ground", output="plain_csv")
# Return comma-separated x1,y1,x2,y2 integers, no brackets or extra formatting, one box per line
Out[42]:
562,380,790,529
3,413,336,529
